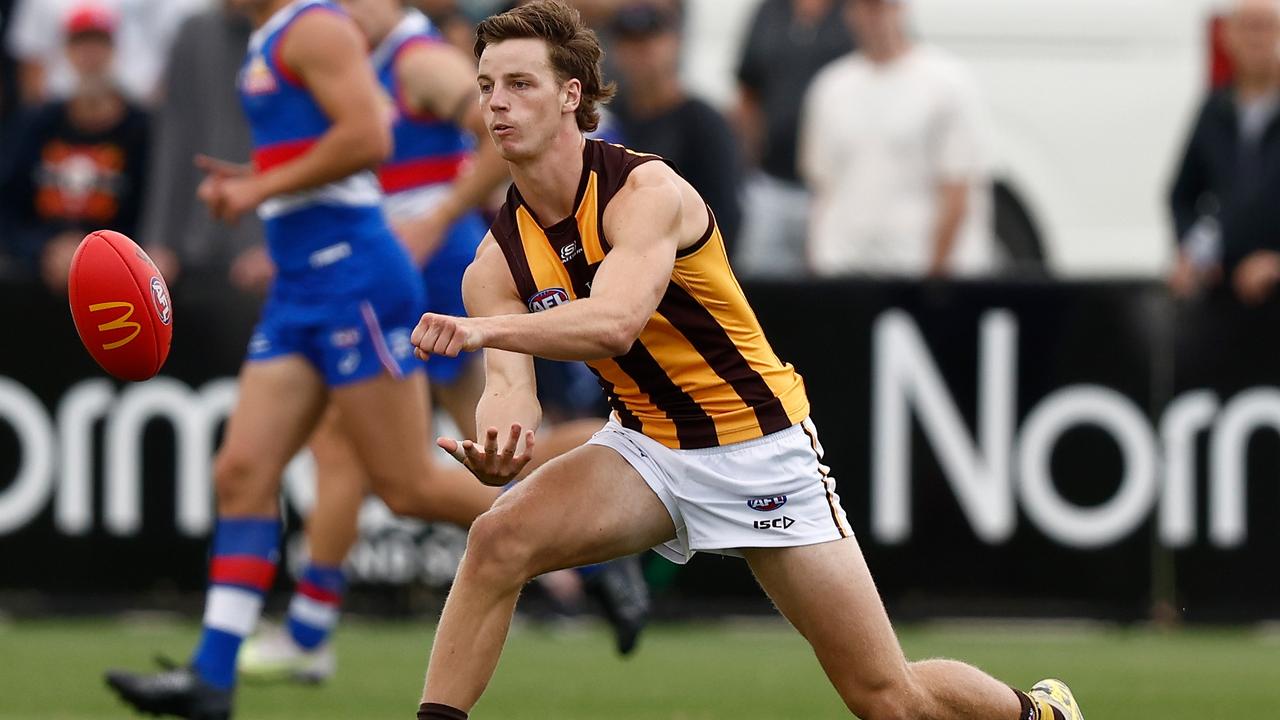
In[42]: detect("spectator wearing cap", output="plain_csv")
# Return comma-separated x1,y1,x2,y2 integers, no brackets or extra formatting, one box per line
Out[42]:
733,0,853,279
5,0,208,105
0,3,149,292
610,1,743,254
1168,0,1280,305
798,0,995,278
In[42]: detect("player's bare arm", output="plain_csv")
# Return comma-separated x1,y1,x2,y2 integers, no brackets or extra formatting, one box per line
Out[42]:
412,163,692,361
202,11,391,222
394,43,510,260
429,235,541,485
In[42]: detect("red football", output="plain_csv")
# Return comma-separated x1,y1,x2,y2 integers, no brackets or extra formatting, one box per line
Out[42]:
68,230,174,381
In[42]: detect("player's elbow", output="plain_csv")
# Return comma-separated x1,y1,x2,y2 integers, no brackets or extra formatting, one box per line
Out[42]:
598,317,642,358
348,122,392,169
366,126,393,166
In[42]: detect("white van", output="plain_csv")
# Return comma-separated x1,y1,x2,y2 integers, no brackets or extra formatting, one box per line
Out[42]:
681,0,1226,277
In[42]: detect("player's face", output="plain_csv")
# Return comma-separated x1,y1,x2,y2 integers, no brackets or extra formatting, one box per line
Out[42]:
478,38,580,162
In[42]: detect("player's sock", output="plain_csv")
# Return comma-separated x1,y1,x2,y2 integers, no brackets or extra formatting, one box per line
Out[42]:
418,702,468,719
1013,688,1065,720
286,563,345,649
574,563,603,578
190,517,281,690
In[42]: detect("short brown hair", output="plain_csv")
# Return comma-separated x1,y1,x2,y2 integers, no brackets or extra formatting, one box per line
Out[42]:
475,0,616,132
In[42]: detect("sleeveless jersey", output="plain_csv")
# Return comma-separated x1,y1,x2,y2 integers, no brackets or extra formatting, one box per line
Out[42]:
492,140,810,450
238,0,385,276
370,9,474,199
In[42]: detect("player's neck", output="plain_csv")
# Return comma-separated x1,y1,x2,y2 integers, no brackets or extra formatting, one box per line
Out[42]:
509,131,588,228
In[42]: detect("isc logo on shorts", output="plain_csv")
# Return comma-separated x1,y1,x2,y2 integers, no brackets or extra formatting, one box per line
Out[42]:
528,288,570,313
747,495,788,512
753,517,796,530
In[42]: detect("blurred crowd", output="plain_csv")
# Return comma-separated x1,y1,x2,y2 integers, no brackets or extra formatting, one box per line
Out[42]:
0,0,1278,304
0,0,1000,292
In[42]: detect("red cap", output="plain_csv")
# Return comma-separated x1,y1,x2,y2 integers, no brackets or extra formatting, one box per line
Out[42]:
64,3,117,38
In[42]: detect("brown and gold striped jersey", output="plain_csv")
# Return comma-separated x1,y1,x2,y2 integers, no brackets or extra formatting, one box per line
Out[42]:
491,139,809,450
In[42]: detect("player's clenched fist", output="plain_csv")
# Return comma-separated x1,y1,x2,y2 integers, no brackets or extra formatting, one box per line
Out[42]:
412,312,485,358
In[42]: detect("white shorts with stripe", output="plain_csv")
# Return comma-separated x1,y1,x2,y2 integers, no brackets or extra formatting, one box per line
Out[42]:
587,417,853,565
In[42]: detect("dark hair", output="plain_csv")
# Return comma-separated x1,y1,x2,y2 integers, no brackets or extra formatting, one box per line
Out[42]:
475,0,616,132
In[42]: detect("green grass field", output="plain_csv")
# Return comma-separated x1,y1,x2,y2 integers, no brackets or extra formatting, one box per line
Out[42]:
1,617,1277,719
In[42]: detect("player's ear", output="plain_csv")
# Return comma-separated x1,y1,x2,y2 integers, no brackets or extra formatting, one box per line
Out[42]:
562,78,582,116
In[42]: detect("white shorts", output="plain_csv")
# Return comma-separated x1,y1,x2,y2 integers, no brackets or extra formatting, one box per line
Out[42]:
587,417,853,564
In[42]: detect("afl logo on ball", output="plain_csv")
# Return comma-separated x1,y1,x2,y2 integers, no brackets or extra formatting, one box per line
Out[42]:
528,288,570,313
150,276,172,325
747,495,788,512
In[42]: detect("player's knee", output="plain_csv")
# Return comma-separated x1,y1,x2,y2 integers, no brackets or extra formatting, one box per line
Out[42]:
212,449,271,512
461,510,538,585
375,480,424,517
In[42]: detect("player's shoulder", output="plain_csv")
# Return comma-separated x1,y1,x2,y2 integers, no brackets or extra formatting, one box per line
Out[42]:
284,2,362,46
612,159,687,224
393,33,473,85
592,140,680,196
393,31,455,67
464,233,509,285
608,152,704,244
463,232,524,308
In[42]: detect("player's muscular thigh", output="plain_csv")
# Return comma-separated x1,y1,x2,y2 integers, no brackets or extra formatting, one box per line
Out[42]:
468,445,675,578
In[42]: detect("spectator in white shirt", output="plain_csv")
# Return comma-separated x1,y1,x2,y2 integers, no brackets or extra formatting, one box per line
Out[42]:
6,0,209,105
799,0,995,278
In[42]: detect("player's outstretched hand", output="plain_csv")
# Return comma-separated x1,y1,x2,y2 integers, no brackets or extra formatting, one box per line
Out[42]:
413,313,485,359
439,424,536,487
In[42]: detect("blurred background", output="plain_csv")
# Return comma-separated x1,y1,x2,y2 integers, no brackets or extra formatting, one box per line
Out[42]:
2,0,1280,717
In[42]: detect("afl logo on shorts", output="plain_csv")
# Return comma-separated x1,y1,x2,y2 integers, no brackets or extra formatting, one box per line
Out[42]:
747,495,788,512
528,288,570,313
149,277,172,325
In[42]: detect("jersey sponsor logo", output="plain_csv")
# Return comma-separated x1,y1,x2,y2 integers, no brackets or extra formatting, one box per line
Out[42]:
528,288,570,313
240,56,277,96
89,302,141,350
747,495,788,512
149,277,172,325
753,516,796,530
559,242,582,264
